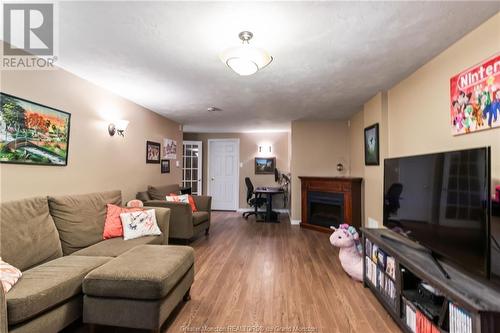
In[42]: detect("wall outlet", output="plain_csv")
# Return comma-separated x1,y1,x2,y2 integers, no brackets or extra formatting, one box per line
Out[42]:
367,217,380,228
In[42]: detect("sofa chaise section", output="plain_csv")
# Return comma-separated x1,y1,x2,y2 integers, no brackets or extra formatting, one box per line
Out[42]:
6,255,110,326
0,190,173,332
0,196,68,333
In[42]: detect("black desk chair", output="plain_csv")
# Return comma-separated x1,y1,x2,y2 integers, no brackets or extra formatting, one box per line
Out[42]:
243,177,266,219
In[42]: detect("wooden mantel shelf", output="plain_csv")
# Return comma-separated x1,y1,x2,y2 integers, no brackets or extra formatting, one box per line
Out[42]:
299,176,363,233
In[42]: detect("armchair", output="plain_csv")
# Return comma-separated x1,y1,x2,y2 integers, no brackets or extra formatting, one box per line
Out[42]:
137,185,212,243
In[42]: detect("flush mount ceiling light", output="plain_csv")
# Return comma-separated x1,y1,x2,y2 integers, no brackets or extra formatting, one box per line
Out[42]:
220,31,273,76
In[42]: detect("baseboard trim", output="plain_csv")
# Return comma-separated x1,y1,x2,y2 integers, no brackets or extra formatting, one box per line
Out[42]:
237,208,289,214
290,219,301,225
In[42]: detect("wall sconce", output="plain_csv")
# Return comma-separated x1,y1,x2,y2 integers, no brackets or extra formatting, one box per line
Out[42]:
258,144,272,154
108,119,129,137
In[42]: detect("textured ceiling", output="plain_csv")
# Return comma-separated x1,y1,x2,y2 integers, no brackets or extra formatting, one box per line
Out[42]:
57,1,500,132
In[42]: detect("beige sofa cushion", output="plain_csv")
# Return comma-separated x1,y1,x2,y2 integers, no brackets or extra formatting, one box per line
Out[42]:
0,197,62,271
6,255,110,325
48,190,122,255
147,184,180,200
83,245,194,300
70,235,162,257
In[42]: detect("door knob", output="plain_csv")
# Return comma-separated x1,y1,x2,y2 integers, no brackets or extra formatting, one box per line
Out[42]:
211,177,215,181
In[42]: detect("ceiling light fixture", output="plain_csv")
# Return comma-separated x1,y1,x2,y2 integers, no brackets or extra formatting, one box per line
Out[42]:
220,31,273,76
207,106,222,112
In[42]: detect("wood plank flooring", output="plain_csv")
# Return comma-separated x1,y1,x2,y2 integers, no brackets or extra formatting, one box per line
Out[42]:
71,212,401,333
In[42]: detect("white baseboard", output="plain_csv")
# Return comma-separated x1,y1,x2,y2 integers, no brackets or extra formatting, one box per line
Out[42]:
237,208,289,214
290,219,301,225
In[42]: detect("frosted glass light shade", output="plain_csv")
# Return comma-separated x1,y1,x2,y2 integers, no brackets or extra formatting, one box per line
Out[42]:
220,44,273,76
115,119,129,131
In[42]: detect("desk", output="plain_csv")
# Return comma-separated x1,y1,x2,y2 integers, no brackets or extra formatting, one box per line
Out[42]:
255,187,284,223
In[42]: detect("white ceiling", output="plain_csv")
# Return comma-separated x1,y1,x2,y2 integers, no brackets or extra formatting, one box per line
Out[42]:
58,1,499,132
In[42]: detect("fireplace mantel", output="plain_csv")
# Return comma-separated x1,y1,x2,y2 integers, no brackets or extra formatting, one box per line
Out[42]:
299,176,362,233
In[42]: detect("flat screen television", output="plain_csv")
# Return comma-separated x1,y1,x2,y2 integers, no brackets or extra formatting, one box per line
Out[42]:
383,147,490,279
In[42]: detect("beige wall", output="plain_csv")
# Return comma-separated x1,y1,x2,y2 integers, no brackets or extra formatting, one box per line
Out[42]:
0,68,182,203
290,120,350,221
349,13,500,227
183,132,290,209
348,110,365,178
361,92,389,226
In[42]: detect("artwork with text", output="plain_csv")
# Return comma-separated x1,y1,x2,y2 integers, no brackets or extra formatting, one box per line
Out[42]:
450,54,500,135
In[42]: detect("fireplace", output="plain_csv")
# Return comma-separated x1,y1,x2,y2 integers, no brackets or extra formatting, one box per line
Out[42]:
299,177,362,233
307,191,344,228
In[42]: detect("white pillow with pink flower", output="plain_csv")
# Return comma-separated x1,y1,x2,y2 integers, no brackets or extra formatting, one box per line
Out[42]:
0,258,22,293
120,209,161,240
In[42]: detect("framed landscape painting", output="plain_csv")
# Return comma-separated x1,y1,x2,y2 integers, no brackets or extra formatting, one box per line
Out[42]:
364,123,379,166
0,93,71,166
255,157,276,174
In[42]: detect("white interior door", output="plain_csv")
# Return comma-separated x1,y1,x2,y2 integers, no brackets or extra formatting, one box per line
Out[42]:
182,141,202,195
208,139,239,210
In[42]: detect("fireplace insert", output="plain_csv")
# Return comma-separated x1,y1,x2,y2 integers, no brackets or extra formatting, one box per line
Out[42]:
307,191,344,228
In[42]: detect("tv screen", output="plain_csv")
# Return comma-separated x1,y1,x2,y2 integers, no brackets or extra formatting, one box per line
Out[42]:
384,147,490,278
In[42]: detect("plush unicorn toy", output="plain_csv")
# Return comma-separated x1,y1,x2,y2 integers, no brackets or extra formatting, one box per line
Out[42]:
330,224,363,281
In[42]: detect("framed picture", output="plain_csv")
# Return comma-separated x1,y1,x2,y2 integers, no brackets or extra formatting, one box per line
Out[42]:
255,157,276,174
161,159,170,173
146,141,161,164
364,123,379,166
162,138,177,159
0,92,71,166
450,53,500,136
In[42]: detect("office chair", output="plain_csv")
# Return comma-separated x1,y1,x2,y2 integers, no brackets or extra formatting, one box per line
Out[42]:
243,177,266,219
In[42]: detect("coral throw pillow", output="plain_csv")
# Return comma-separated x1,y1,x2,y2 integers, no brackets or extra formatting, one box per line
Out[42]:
167,193,198,212
120,209,162,240
103,204,142,239
0,258,22,293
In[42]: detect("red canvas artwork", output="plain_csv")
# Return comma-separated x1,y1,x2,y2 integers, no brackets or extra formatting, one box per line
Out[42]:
450,54,500,135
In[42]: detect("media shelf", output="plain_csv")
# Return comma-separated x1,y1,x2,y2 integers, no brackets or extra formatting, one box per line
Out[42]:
362,228,500,333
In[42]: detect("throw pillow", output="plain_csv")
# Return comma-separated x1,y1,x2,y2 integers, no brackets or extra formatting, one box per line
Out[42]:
167,193,198,212
103,204,142,239
0,258,22,293
126,199,144,208
120,209,162,240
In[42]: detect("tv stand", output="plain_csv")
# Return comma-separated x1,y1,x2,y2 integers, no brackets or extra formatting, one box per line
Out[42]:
362,228,500,333
380,233,450,279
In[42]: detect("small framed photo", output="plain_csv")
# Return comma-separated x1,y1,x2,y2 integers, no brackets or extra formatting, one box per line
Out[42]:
161,159,170,174
364,123,379,166
255,157,276,174
146,141,161,164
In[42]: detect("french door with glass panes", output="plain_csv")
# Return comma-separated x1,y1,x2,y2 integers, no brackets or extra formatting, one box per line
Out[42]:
182,141,202,195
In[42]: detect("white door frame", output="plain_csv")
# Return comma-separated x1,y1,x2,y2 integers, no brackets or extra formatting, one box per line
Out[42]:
182,140,203,195
207,138,240,211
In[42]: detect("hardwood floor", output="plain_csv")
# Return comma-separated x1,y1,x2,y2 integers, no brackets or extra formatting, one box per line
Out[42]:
70,212,401,333
165,211,400,333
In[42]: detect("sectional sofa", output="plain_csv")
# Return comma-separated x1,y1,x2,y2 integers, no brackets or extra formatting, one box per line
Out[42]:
0,190,194,333
137,184,212,242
